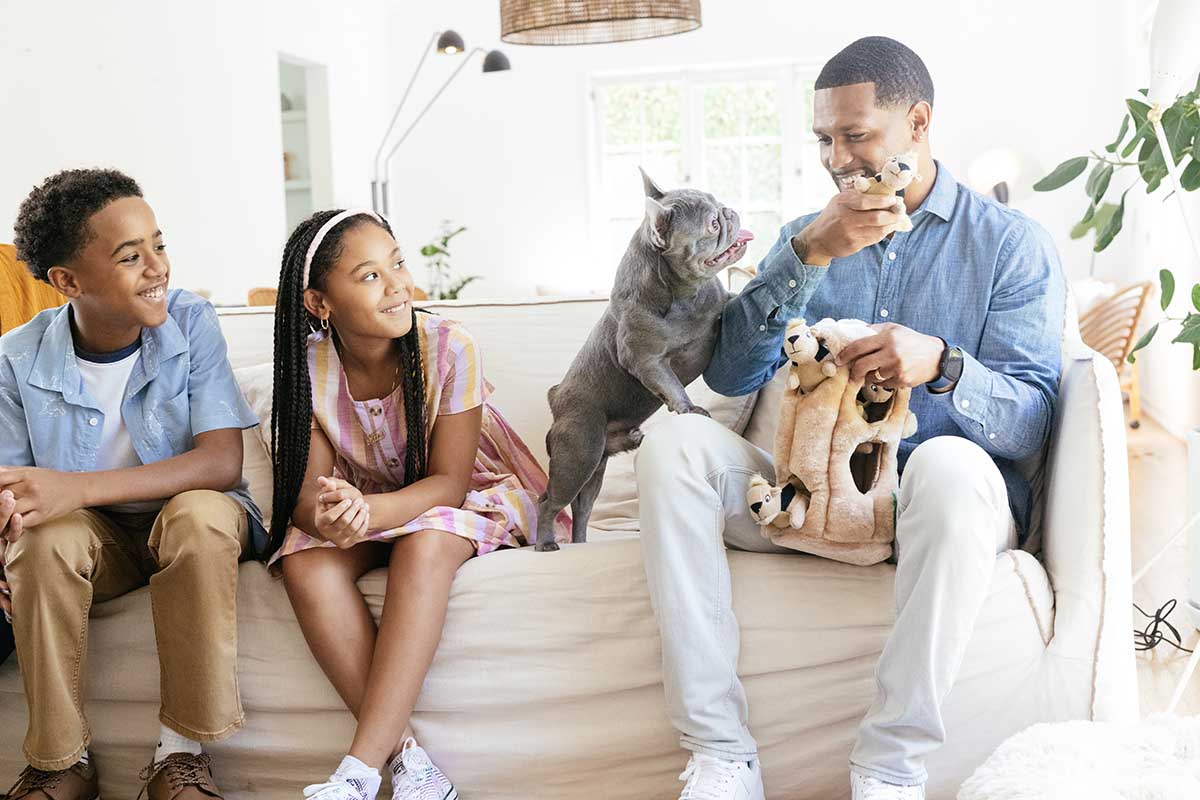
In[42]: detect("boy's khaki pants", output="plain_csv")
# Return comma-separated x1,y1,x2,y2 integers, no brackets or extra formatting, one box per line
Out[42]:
4,489,247,770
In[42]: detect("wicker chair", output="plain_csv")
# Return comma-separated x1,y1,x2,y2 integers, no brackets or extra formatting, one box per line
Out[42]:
1078,280,1154,429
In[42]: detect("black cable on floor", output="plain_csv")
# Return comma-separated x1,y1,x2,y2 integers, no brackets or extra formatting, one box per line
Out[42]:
1134,598,1195,654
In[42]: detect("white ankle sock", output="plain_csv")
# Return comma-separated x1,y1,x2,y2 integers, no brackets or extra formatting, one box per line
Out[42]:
335,755,379,779
154,724,201,763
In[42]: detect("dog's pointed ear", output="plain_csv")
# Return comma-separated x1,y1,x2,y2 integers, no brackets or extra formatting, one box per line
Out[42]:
644,196,672,249
639,166,665,201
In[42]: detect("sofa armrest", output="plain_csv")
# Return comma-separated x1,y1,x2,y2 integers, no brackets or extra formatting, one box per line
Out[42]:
1040,338,1138,721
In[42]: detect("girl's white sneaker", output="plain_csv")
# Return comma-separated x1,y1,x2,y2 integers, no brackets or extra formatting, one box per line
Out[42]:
389,738,458,800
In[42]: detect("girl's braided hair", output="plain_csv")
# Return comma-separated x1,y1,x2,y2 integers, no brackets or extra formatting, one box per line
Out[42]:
265,210,427,561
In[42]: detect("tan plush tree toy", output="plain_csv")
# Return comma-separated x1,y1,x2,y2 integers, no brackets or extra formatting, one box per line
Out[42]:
747,317,919,566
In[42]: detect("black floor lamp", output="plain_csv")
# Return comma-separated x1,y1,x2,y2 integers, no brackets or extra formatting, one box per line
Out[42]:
371,30,511,215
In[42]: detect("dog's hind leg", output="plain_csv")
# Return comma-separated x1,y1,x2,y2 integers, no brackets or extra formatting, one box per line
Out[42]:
535,415,607,552
570,456,608,544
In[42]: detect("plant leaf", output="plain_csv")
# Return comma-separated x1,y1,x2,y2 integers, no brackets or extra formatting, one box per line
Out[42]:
1193,343,1200,371
1161,269,1176,310
1128,322,1158,363
1094,191,1128,252
1122,120,1152,158
1070,203,1097,239
1193,284,1200,313
1172,323,1200,346
1106,114,1131,153
1088,164,1113,203
1033,157,1090,192
1182,158,1200,192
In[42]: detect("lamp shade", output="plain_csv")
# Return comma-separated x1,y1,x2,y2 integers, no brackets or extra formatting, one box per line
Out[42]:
437,29,466,54
500,0,701,45
482,49,512,72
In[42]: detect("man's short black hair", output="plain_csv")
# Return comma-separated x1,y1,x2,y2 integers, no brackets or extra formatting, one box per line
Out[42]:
13,168,143,282
815,36,934,109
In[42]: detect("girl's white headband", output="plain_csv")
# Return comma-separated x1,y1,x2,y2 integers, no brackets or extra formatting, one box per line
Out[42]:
302,208,384,288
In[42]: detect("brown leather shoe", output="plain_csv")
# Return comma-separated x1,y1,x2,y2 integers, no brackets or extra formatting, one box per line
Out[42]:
138,753,223,800
5,760,99,800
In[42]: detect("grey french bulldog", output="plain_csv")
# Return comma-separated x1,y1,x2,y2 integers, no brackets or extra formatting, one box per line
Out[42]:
534,169,754,551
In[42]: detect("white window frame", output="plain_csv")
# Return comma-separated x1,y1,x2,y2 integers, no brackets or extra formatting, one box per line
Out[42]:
585,61,823,278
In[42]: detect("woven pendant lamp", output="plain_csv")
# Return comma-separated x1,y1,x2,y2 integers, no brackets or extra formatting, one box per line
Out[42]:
500,1,701,46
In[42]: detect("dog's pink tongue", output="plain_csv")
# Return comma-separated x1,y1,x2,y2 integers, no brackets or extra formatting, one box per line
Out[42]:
735,229,755,245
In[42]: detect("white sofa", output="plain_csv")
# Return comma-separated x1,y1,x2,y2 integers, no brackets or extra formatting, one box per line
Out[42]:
0,296,1138,800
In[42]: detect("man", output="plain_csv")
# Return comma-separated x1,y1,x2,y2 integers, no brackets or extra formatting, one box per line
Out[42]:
636,37,1065,800
0,168,262,799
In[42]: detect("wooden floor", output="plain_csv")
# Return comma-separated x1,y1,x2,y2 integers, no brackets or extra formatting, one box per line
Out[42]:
1128,415,1200,716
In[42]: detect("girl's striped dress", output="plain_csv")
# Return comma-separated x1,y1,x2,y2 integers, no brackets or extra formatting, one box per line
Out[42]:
270,312,570,563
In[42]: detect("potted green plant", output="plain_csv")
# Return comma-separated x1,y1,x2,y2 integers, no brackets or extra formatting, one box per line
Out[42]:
420,221,482,300
1032,74,1200,367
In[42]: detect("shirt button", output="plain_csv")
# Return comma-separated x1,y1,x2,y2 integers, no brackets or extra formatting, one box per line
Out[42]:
788,280,797,288
961,399,971,410
759,325,767,332
879,309,889,318
88,417,98,426
371,407,382,416
388,458,399,467
988,432,996,440
888,252,897,261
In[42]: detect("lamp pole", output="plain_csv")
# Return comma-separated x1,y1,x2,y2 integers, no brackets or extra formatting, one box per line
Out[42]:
372,31,443,214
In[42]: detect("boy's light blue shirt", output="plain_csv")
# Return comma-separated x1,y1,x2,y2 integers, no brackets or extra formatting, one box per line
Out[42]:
704,162,1066,538
0,289,264,544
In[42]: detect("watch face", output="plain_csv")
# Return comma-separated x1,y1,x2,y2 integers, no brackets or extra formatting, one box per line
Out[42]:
946,347,965,381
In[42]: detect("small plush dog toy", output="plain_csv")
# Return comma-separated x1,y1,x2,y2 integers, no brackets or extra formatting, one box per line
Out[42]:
747,474,809,529
854,152,920,232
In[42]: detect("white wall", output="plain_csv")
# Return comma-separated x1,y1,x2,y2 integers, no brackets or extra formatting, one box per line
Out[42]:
0,0,391,305
382,0,1137,298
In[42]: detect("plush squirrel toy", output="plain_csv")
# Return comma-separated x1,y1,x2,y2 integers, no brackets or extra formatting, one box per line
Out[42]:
782,318,836,393
747,474,809,529
855,383,918,453
854,152,920,232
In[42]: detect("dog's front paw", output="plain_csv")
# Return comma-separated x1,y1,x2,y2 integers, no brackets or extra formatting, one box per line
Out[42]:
534,540,560,552
683,405,711,418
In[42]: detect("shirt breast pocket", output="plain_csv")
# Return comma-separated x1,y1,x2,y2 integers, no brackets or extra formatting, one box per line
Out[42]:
149,387,193,454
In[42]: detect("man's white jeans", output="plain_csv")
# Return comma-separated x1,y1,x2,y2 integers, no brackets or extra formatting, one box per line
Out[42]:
636,414,1016,786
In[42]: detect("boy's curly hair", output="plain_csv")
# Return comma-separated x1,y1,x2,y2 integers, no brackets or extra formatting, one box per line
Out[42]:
13,168,143,282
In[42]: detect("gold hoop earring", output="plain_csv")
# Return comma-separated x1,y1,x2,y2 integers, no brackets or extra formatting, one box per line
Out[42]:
320,317,329,331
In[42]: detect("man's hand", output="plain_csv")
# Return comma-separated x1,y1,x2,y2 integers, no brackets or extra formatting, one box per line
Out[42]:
793,190,905,266
0,468,87,534
835,323,946,389
314,476,370,549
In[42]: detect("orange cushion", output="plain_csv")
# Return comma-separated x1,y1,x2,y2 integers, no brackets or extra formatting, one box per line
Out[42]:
0,244,65,334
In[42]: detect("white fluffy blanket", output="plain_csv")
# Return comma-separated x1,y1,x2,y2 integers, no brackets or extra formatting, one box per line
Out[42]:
959,715,1200,800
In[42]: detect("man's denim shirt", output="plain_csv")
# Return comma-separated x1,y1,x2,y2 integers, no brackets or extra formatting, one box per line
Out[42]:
0,289,264,547
704,162,1066,538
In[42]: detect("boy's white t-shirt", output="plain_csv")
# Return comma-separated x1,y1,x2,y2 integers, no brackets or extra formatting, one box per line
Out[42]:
76,342,162,513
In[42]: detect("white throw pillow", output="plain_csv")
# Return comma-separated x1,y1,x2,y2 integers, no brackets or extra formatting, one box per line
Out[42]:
588,378,759,532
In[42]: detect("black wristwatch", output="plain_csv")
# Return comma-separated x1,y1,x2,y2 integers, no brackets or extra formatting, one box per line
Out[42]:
928,341,964,394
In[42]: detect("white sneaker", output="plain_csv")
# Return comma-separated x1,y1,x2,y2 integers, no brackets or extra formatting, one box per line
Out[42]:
850,771,926,800
390,738,458,800
303,757,382,800
678,753,765,800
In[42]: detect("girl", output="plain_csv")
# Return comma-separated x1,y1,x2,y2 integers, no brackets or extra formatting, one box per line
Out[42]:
266,209,568,800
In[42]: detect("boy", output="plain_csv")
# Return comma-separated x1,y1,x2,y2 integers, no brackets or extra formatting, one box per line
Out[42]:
0,169,263,800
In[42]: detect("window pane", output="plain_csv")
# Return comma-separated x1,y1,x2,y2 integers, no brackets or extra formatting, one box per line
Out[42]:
642,83,683,145
747,144,782,205
604,152,644,216
599,85,643,147
703,85,743,139
743,83,780,137
704,143,740,204
745,211,783,269
641,147,684,193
